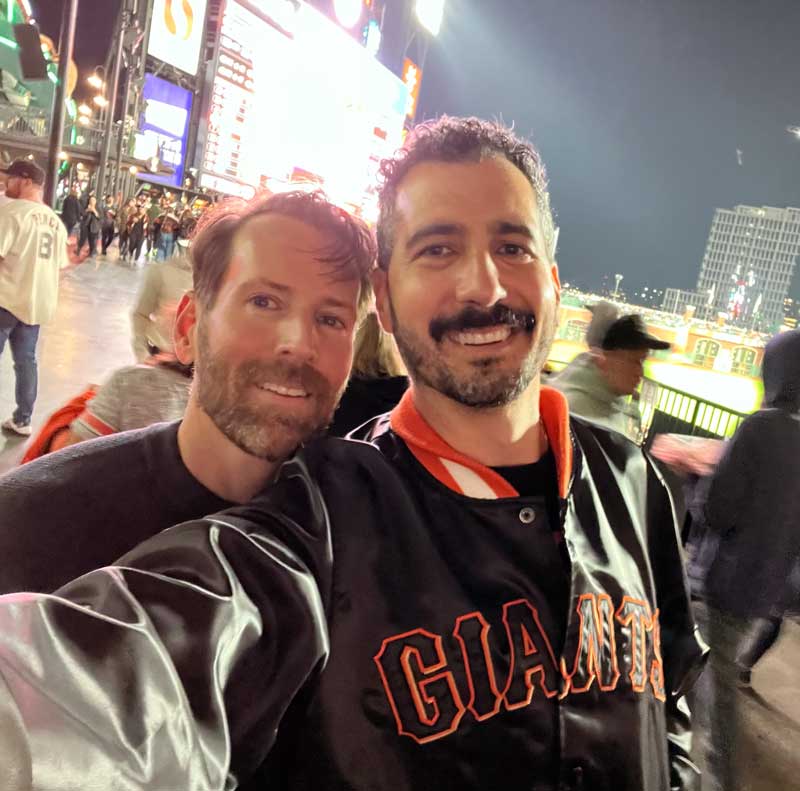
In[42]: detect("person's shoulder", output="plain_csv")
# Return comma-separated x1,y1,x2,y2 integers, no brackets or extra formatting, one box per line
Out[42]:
0,422,179,496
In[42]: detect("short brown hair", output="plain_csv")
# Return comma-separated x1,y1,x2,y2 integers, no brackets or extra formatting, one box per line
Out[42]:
376,116,555,270
190,190,376,311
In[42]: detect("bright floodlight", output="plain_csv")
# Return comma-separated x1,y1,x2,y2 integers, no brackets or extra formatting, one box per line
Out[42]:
416,0,446,36
334,0,363,29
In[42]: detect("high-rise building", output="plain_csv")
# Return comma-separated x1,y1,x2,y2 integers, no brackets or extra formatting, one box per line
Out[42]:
694,205,800,331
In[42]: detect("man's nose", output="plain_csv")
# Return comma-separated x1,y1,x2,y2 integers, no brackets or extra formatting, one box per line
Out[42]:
454,250,508,306
275,315,317,363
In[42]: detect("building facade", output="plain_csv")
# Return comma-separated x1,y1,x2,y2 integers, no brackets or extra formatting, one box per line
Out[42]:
694,205,800,331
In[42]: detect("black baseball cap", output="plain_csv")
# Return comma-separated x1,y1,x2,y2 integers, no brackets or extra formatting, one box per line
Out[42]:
0,158,45,186
601,314,671,351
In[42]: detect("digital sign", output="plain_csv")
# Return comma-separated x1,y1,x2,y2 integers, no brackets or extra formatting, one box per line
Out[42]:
147,0,209,76
201,0,408,216
135,74,193,188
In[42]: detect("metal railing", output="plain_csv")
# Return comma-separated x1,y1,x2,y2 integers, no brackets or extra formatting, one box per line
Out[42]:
0,99,105,151
639,377,748,446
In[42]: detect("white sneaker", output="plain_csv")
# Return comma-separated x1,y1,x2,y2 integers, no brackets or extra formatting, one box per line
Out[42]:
1,418,32,436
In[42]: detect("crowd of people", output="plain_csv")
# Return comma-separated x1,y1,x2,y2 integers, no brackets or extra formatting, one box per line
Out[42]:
59,182,205,263
0,115,797,791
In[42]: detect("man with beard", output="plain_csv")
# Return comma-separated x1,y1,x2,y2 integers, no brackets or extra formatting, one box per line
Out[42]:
0,189,374,594
0,119,703,791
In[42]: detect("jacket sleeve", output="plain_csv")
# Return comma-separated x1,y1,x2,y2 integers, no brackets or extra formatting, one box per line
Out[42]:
0,461,332,790
704,414,759,534
645,454,708,791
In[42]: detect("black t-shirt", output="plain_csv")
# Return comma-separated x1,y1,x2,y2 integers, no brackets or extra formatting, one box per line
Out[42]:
0,421,232,594
491,449,567,568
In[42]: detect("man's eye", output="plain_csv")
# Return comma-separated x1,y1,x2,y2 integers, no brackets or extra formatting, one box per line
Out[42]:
250,295,278,309
498,243,531,257
418,244,454,258
319,315,345,329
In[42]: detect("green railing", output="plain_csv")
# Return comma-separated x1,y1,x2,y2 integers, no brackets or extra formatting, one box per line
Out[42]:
639,377,748,446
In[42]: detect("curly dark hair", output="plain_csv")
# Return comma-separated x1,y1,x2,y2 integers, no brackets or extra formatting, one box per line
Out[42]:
189,189,376,313
376,116,555,270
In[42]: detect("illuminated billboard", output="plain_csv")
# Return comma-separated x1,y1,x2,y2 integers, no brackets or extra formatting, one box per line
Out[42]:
134,74,193,188
147,0,209,76
200,0,408,216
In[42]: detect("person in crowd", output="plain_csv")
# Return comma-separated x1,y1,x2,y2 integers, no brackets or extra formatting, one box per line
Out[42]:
689,328,800,791
0,118,703,791
0,188,373,596
179,205,198,240
59,183,82,237
116,197,136,259
22,304,192,460
156,210,180,261
99,194,117,256
0,159,69,437
328,310,407,436
552,310,669,441
131,237,193,360
77,194,101,258
123,205,148,265
146,195,163,256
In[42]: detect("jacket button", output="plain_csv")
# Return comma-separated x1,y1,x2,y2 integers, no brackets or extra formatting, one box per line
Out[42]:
519,507,536,524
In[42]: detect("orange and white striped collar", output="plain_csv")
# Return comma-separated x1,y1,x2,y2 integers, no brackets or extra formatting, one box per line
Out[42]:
389,386,573,500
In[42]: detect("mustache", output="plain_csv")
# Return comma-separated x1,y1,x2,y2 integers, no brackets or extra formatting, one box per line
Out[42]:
236,358,331,395
429,304,536,343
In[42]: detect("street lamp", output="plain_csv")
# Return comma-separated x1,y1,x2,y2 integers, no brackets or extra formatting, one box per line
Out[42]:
77,103,92,116
93,94,108,108
86,67,105,91
415,0,446,36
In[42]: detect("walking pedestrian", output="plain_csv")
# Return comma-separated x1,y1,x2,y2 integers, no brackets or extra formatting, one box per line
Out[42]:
77,195,101,258
689,328,800,791
125,207,148,265
117,197,136,259
0,159,69,436
59,183,82,238
155,211,179,261
100,194,117,256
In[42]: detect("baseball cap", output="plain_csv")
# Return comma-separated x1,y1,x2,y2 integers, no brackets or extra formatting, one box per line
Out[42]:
0,158,46,186
601,314,671,351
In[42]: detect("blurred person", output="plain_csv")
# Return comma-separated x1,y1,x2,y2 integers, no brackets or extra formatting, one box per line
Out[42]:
0,189,373,597
179,205,197,239
146,194,163,256
77,194,101,258
690,328,800,791
21,305,191,460
0,159,69,436
59,183,82,237
0,118,703,791
117,197,136,258
100,194,117,256
131,237,193,360
156,210,179,261
124,206,148,265
328,310,408,435
552,312,669,441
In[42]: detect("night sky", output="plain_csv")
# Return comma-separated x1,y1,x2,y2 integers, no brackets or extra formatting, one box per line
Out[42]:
37,0,800,298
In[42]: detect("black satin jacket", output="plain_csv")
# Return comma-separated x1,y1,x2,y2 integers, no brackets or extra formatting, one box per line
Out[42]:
0,418,705,791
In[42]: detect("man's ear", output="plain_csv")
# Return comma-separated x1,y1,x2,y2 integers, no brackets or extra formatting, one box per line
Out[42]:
551,261,561,306
174,291,198,365
371,268,394,335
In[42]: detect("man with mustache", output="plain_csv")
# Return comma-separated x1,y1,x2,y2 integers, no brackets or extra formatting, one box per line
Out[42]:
0,119,703,791
0,189,374,594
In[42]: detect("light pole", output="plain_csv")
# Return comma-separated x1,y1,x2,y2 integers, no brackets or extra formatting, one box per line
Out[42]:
613,273,624,299
45,0,79,207
95,8,129,198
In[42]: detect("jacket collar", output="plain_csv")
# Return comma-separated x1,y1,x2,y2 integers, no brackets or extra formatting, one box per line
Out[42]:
389,386,573,500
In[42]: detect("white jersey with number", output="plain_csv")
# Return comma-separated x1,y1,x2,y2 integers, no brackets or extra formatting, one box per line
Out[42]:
0,198,69,325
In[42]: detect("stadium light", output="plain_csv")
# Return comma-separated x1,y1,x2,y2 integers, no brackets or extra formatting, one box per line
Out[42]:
415,0,446,36
334,0,363,29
